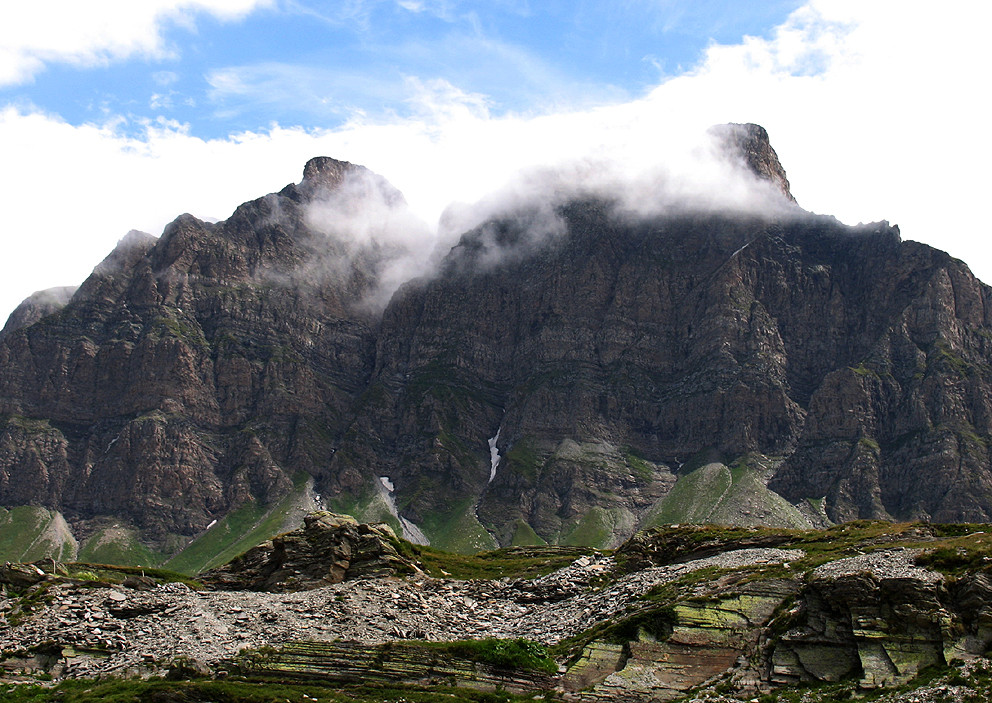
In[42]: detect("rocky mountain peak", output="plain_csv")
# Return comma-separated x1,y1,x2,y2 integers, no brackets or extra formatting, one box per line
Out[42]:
709,122,796,202
302,156,358,190
300,156,406,208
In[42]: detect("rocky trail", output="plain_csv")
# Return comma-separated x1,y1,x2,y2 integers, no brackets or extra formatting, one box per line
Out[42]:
6,519,992,702
1,547,799,680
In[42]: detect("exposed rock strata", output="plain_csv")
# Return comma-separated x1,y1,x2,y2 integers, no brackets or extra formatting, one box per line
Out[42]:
202,511,419,590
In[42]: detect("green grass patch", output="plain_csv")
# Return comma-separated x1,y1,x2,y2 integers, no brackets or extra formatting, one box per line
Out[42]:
424,638,558,674
78,527,164,567
643,462,732,525
151,314,208,349
0,506,76,563
849,362,880,379
503,437,544,481
509,519,547,547
641,455,809,530
622,447,654,482
916,546,992,575
858,436,881,453
418,499,498,554
1,414,55,434
560,506,619,548
325,485,401,535
164,473,311,575
932,339,972,377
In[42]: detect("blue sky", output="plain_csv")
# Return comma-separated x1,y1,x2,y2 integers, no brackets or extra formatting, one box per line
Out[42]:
5,1,803,138
1,1,990,322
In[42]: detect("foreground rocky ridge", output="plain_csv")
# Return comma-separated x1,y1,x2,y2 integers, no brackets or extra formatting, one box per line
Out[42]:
3,124,992,562
4,518,992,702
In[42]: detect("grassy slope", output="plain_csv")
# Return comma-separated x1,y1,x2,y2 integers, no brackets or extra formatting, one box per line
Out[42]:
0,506,77,563
641,458,811,529
560,506,632,549
77,526,164,567
509,519,547,547
163,474,313,575
420,498,498,554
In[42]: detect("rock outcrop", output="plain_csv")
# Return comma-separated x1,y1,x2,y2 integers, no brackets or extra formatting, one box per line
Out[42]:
202,511,419,591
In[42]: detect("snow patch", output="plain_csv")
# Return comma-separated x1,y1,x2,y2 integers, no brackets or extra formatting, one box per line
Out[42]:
378,475,429,545
488,429,501,483
105,433,121,453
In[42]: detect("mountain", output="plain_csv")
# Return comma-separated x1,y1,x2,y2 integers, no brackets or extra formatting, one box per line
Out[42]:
2,124,992,564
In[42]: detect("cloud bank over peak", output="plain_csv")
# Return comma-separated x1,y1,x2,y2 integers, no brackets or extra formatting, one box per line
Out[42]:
0,1,990,325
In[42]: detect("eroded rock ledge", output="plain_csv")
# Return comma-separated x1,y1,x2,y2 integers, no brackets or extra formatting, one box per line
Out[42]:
201,511,420,591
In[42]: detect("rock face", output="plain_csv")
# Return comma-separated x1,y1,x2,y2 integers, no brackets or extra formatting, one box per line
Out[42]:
709,122,795,202
3,125,992,557
202,511,419,591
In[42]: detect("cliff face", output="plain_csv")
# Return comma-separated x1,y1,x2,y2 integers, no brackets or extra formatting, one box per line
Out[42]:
344,203,992,546
3,125,992,556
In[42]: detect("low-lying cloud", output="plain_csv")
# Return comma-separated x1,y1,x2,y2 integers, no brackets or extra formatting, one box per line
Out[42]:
301,167,438,311
291,125,801,309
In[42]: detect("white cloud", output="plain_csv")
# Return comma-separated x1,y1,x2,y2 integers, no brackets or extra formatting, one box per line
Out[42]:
655,0,992,272
152,71,181,87
0,0,272,85
2,0,991,324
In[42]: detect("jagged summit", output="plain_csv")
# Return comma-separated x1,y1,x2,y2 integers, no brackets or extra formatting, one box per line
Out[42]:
302,155,357,188
709,122,796,202
299,155,406,207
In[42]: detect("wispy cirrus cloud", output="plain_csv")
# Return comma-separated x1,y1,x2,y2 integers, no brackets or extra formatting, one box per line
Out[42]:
205,62,409,122
205,28,627,126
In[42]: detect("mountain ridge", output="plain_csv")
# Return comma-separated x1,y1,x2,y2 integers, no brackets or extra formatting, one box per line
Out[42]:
2,124,992,564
